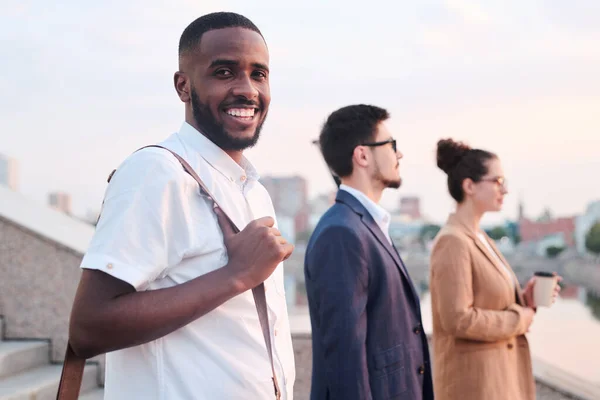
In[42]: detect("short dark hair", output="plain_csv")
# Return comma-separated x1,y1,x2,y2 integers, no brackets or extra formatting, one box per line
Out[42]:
436,138,497,203
319,104,390,178
178,12,263,57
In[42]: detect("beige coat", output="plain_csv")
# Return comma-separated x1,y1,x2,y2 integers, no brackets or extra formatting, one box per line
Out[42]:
429,214,535,400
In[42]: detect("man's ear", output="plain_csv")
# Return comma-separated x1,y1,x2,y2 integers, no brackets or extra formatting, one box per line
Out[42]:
174,71,190,103
352,146,369,169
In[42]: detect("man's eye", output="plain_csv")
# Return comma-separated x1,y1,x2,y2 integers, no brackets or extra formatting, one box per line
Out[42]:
215,69,233,77
253,71,267,79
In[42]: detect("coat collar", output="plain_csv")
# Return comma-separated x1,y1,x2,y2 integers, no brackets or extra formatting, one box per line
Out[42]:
446,213,524,305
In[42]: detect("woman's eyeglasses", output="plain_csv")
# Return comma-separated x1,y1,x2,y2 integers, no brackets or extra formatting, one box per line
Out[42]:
480,176,507,190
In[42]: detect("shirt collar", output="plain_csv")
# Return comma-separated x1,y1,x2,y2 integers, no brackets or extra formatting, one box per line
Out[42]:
176,122,259,185
339,184,391,227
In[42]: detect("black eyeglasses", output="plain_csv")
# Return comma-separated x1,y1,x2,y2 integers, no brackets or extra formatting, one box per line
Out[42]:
480,176,507,190
361,138,397,152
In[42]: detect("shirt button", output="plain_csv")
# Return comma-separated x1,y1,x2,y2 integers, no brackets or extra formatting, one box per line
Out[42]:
106,263,114,270
418,365,425,375
507,343,514,350
240,175,247,183
413,324,422,334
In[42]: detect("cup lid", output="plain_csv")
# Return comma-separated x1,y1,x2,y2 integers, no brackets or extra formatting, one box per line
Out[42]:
534,271,555,277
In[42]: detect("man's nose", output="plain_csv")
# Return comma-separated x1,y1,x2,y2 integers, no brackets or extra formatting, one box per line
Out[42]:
231,74,259,100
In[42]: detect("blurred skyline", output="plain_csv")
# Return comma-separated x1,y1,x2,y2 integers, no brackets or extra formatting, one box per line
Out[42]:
1,0,599,224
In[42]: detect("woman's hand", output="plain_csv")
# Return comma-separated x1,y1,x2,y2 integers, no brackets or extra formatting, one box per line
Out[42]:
523,274,563,308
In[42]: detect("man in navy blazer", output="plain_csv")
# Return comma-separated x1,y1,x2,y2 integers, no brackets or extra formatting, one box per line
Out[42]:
305,105,433,400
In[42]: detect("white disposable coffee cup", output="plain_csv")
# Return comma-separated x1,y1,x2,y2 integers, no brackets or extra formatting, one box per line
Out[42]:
533,272,557,307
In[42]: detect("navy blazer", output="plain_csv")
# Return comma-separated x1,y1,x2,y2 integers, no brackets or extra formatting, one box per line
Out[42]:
304,190,434,400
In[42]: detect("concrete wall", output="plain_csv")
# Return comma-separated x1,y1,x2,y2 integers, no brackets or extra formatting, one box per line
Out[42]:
0,216,104,374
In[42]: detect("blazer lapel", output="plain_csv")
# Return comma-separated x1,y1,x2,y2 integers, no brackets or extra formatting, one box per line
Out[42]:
448,214,514,291
475,237,514,289
487,236,526,305
336,191,416,291
361,213,407,275
360,211,422,306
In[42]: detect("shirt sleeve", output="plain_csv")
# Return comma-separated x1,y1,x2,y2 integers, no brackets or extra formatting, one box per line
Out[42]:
80,148,194,291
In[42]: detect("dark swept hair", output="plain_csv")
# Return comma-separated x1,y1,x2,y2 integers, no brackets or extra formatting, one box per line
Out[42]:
319,104,390,178
178,12,263,56
436,138,497,203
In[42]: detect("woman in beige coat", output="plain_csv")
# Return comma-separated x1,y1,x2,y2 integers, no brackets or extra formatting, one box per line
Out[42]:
429,139,560,400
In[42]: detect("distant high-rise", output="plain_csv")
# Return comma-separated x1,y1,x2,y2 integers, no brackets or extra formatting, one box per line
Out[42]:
0,154,19,191
399,196,421,220
48,192,72,215
261,176,309,233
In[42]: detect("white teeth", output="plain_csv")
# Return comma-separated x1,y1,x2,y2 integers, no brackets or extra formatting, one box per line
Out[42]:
226,108,255,118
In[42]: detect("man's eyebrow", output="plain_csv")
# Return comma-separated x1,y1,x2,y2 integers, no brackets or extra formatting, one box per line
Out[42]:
209,59,239,68
252,62,269,72
208,59,269,72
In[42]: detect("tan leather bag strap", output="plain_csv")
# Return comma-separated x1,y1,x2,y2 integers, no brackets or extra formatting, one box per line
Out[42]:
57,145,281,400
146,146,281,399
56,343,86,399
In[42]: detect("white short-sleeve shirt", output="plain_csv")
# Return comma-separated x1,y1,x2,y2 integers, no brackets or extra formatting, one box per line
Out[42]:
80,122,295,400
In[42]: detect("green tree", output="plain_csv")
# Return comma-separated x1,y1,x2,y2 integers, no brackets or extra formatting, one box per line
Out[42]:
513,233,522,245
586,291,600,321
585,222,600,256
546,246,565,258
487,226,508,240
419,224,441,245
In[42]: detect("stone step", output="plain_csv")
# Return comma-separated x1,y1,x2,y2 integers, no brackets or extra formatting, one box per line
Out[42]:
0,341,49,379
0,363,98,400
79,388,104,400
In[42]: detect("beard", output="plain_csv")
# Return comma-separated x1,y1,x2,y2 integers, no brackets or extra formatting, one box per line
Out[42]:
190,87,266,151
373,159,402,189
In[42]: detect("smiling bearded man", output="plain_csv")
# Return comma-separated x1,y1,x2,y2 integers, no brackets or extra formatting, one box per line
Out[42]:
68,12,296,400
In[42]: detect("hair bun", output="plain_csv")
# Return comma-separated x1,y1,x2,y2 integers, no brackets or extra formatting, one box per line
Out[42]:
436,138,471,174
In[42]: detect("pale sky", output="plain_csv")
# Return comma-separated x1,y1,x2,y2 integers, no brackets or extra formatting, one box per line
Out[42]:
1,0,599,224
